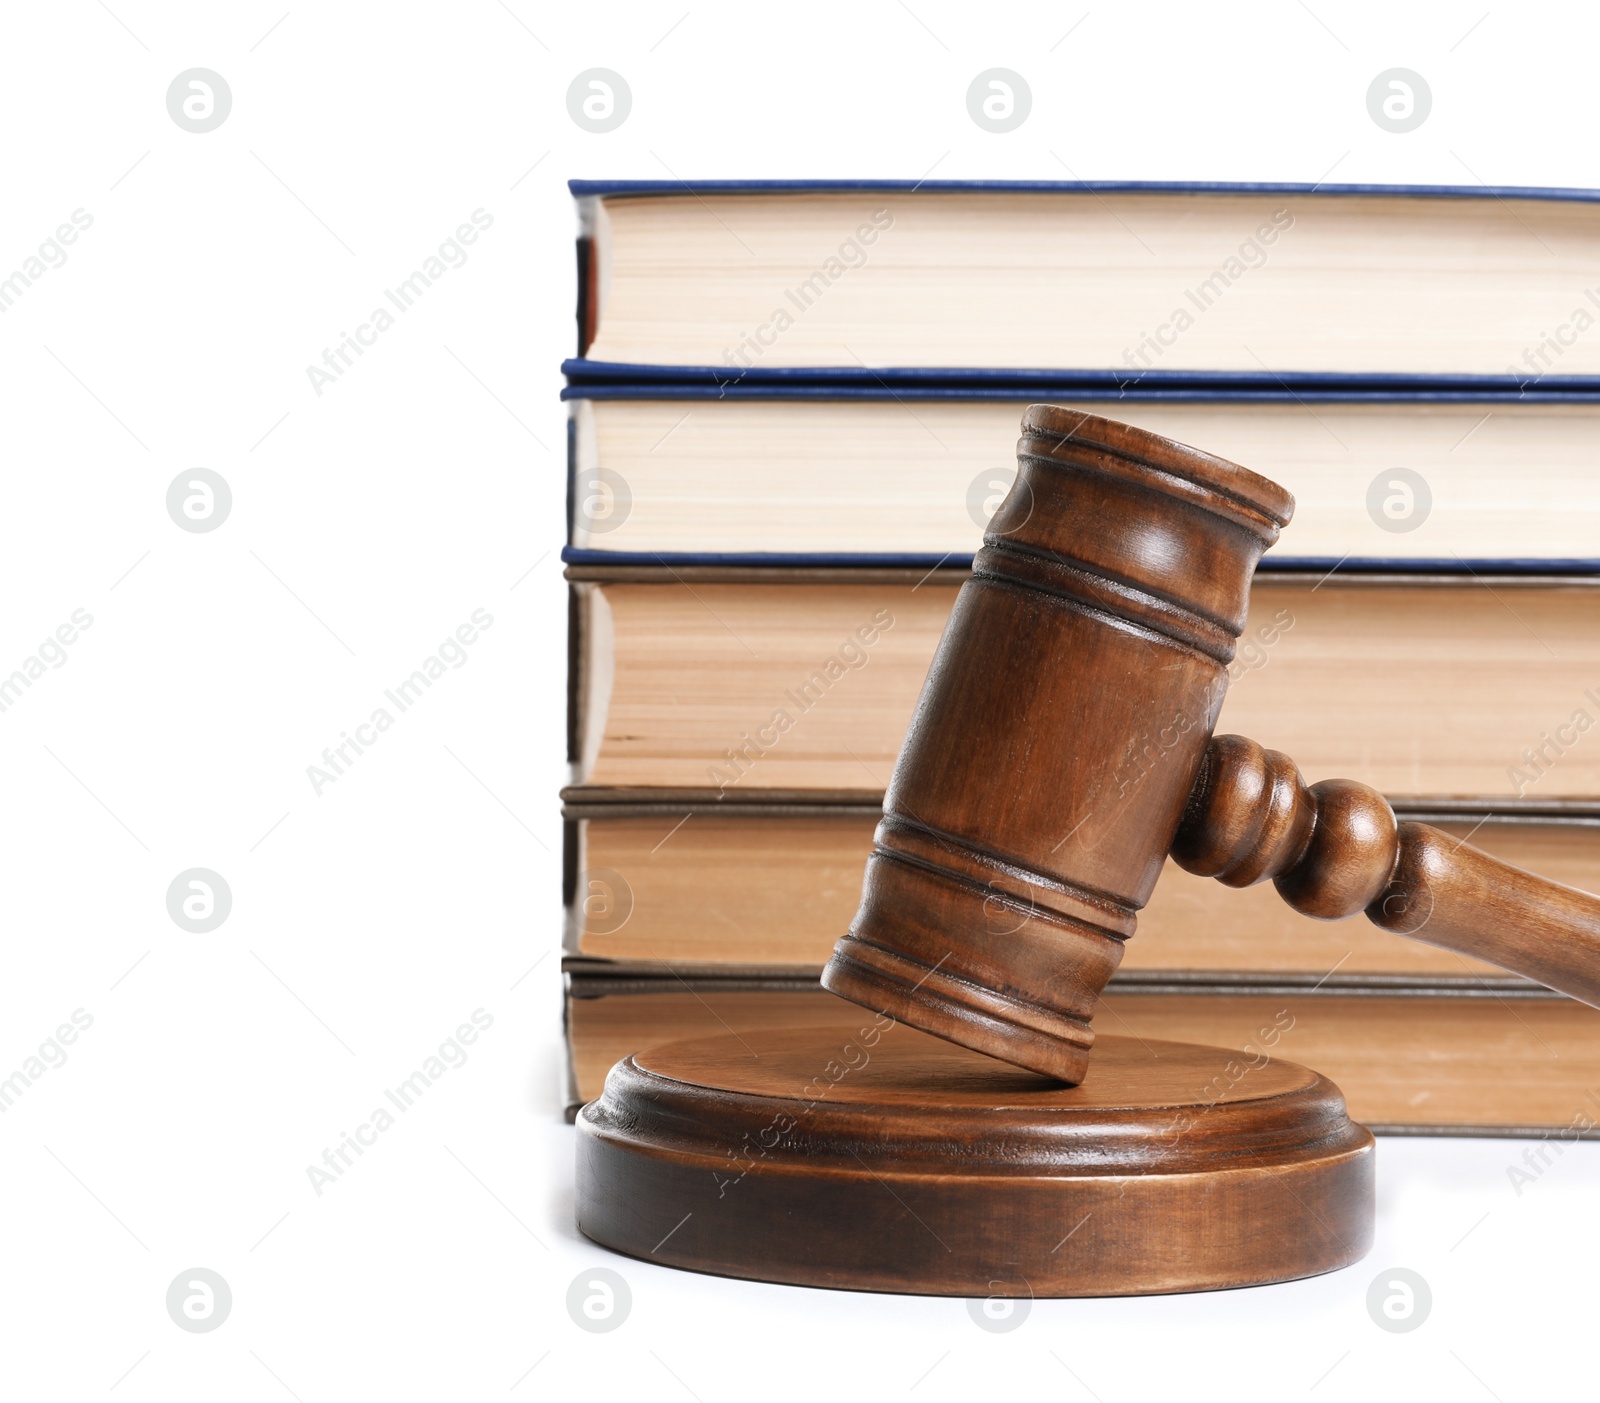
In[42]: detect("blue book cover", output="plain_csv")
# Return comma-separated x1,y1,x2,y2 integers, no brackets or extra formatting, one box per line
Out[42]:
561,380,1600,576
566,181,1600,571
570,178,1600,396
561,370,1600,401
570,177,1600,202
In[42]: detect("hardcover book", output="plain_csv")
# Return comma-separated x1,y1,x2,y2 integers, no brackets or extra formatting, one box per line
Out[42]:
562,797,1597,979
565,968,1600,1136
571,179,1600,387
558,177,1600,1128
568,568,1600,800
566,390,1600,570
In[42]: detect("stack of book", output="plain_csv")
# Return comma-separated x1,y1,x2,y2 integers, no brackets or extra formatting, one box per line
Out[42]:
561,179,1600,1135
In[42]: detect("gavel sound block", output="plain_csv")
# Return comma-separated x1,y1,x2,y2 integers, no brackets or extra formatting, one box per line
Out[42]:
576,408,1395,1296
578,1025,1371,1297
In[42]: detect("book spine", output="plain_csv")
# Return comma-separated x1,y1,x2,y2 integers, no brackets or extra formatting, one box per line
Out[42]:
565,582,582,767
575,236,596,357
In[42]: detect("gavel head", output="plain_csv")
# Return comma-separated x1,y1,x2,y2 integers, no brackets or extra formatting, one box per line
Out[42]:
821,406,1296,1083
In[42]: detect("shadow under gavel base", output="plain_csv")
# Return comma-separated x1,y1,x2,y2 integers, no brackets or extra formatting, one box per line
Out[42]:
576,1022,1374,1296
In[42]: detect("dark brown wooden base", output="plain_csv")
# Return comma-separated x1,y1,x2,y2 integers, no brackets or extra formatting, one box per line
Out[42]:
576,1023,1374,1297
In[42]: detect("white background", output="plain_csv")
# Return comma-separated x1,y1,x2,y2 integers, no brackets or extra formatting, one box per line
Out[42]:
1,2,1596,1399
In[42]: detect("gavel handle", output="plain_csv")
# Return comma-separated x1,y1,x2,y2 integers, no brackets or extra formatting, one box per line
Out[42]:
1172,734,1600,1007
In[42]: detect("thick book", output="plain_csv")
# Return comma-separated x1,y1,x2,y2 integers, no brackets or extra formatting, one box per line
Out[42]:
570,179,1600,387
564,968,1600,1136
568,567,1600,800
562,796,1600,979
566,388,1600,570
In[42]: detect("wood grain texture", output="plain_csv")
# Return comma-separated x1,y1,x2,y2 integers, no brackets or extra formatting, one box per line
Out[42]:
1178,734,1600,1011
824,407,1292,1081
1374,823,1600,1006
567,989,851,1107
576,1024,1373,1296
810,406,1600,1084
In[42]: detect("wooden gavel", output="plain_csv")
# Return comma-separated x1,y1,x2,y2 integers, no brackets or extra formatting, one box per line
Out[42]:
822,405,1600,1083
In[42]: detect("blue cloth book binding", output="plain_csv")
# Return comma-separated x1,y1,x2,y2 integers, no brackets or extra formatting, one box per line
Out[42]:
566,179,1600,572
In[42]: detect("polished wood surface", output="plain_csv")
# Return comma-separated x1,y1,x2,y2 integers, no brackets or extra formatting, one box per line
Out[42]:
576,1024,1373,1296
1177,733,1600,1006
823,405,1295,1081
821,405,1600,1083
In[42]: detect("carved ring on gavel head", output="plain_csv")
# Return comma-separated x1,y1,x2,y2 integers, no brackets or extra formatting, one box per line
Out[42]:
822,405,1600,1084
